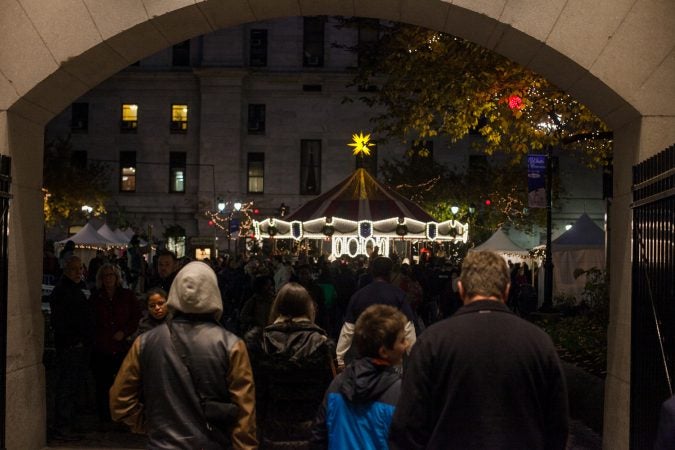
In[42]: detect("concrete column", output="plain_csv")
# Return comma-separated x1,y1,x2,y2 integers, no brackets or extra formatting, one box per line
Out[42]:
1,111,47,449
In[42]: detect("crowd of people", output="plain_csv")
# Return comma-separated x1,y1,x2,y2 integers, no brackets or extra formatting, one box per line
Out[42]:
47,241,573,448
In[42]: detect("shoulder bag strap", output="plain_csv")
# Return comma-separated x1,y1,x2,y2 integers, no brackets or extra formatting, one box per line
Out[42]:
167,321,214,430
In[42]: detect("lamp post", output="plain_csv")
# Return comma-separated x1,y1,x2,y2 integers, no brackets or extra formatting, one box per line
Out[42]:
226,201,242,256
542,142,554,311
539,111,561,312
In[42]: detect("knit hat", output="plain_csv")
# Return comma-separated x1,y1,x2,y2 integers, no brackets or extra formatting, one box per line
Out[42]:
167,261,223,321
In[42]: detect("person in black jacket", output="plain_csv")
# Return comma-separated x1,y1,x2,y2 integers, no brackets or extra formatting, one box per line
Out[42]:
49,255,95,440
246,282,335,449
389,251,569,450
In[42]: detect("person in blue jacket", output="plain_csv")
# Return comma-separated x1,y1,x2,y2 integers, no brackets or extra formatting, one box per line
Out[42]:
311,304,409,449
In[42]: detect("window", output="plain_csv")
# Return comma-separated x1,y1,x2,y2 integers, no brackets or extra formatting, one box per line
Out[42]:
119,151,136,192
71,150,87,169
169,152,186,193
303,17,325,67
355,143,378,175
249,29,268,67
171,104,188,133
172,40,190,67
71,102,88,133
303,84,322,92
358,18,379,67
247,153,264,194
121,104,138,133
247,104,266,134
300,140,321,195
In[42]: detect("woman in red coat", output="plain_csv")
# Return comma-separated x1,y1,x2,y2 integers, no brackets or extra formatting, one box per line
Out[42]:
91,263,141,426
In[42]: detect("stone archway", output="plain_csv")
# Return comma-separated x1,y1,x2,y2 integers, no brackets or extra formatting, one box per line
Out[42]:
1,1,674,448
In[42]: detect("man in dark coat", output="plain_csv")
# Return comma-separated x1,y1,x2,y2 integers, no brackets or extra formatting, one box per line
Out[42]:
335,256,416,370
49,255,95,440
389,251,569,450
148,250,178,293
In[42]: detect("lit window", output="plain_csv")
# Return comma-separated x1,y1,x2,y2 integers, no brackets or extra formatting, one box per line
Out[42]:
120,151,136,192
247,153,264,194
170,152,186,193
121,104,138,132
171,104,188,133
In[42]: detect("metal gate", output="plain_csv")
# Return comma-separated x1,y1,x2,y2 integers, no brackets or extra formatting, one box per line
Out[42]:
630,144,675,449
0,154,11,450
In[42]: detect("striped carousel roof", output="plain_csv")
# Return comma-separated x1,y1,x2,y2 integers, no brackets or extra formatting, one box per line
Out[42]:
287,168,435,222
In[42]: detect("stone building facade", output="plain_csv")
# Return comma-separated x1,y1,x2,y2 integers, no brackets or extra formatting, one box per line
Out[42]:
44,17,604,255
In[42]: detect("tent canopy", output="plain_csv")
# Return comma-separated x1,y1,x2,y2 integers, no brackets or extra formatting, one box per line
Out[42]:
471,228,529,256
553,213,605,249
97,223,128,245
546,213,606,301
57,222,111,246
287,168,435,222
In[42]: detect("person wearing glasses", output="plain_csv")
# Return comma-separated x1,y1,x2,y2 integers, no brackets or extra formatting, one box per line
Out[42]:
130,287,169,341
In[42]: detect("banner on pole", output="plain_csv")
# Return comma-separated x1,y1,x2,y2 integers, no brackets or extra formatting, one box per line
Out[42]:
527,155,546,208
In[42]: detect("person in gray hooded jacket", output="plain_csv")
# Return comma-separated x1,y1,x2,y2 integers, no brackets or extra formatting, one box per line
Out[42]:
110,261,257,450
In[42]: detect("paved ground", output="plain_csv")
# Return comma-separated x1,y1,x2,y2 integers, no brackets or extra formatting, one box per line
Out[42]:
44,419,601,449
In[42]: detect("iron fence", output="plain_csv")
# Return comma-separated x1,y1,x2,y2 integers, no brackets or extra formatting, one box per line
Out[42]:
630,144,675,449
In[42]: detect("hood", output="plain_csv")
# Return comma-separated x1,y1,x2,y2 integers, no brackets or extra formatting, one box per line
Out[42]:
339,358,399,404
262,320,328,362
167,261,223,321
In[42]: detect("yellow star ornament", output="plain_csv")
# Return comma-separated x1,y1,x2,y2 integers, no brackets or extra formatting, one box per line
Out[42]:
348,132,375,156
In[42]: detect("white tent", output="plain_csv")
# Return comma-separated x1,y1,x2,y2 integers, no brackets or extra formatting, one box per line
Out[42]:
97,223,128,245
551,213,606,300
57,222,110,246
57,222,116,266
113,228,131,244
471,228,530,262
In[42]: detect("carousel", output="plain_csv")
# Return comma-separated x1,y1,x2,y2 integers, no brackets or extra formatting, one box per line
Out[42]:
252,133,469,259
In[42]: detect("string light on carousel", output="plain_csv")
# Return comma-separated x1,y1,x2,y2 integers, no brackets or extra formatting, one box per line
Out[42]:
250,131,471,259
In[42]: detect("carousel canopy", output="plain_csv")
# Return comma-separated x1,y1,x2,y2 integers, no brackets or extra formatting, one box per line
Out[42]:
253,169,468,246
287,168,435,222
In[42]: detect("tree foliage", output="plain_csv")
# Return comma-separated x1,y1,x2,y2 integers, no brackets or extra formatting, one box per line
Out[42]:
43,135,110,226
379,154,555,244
341,21,612,168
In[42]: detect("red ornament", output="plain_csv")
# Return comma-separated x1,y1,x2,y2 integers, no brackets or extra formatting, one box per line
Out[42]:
508,95,523,110
208,220,214,226
484,199,492,206
253,208,260,215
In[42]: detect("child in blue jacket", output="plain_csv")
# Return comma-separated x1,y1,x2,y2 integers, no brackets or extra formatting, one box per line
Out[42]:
311,304,409,449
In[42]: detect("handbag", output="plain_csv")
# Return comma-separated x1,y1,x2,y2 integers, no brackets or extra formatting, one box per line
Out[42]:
167,321,240,431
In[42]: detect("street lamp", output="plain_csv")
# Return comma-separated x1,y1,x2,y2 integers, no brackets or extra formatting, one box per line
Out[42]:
228,201,242,255
450,205,459,216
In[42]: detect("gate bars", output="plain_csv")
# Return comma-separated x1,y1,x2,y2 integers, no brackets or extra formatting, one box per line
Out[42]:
0,155,11,450
630,144,675,449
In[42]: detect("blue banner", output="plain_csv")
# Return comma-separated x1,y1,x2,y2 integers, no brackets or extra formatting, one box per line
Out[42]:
528,155,546,208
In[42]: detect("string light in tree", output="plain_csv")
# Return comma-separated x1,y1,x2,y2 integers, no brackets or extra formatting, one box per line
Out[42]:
204,200,257,238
